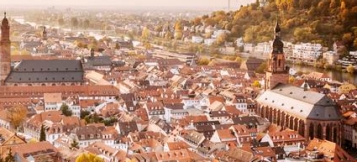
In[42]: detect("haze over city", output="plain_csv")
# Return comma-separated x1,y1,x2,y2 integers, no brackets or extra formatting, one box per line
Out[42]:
0,0,356,161
0,0,255,9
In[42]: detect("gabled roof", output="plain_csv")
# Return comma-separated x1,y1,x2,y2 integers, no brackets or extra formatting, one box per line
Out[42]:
257,84,341,120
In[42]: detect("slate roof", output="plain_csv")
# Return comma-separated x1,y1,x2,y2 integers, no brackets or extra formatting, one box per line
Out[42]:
6,60,84,83
257,83,341,120
85,56,112,66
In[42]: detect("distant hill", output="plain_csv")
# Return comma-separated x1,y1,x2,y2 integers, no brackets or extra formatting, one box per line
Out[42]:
187,0,357,50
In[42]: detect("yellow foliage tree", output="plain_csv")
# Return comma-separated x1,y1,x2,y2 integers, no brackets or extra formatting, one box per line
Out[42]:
197,57,210,65
347,64,355,73
7,104,28,130
251,80,261,88
75,153,104,162
141,27,150,40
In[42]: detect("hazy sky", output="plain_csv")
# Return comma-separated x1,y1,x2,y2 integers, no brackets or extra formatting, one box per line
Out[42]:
0,0,255,8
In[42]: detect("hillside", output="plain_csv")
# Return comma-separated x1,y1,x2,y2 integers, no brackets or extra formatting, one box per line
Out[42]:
187,0,357,50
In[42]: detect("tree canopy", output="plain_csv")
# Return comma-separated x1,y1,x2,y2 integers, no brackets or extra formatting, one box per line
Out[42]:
184,0,357,50
75,153,104,162
60,103,73,116
7,105,28,130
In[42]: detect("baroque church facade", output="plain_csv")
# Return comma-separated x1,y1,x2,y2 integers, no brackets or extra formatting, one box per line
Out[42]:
257,21,342,145
0,13,84,86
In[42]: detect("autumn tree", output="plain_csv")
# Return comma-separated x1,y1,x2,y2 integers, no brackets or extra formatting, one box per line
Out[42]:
71,17,79,29
255,61,267,74
58,17,64,27
76,153,104,162
7,105,28,130
141,27,150,40
347,64,355,73
216,33,227,46
83,19,90,29
39,125,46,142
192,17,202,26
197,57,210,65
251,80,261,88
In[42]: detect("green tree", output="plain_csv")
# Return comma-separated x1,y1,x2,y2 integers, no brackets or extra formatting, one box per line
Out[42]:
60,103,72,116
71,139,79,149
347,64,355,73
76,153,104,162
80,110,91,119
39,125,46,142
5,148,14,162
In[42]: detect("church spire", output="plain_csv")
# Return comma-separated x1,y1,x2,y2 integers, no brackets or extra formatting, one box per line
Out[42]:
275,20,280,34
272,19,283,54
265,18,289,90
0,11,11,85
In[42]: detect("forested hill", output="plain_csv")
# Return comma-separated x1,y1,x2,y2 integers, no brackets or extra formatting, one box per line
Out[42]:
190,0,357,50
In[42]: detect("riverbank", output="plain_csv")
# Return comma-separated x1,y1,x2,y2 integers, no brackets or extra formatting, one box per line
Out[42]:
289,63,357,84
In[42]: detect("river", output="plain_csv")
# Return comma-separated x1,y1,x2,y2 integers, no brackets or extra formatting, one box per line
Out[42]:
289,64,357,84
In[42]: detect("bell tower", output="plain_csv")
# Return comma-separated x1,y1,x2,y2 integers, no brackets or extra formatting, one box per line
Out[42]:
0,12,11,84
265,21,289,90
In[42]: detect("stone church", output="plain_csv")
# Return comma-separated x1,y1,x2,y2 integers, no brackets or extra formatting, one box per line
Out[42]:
0,12,84,86
256,21,342,145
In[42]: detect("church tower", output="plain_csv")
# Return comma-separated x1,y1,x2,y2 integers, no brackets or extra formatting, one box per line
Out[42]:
265,21,289,90
0,12,11,84
42,26,47,41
